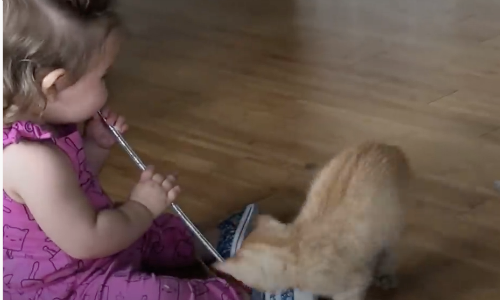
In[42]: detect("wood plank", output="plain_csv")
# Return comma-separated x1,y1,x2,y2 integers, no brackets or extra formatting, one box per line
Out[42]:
100,0,500,298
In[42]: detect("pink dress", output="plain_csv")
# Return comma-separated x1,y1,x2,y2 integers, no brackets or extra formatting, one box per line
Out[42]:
3,121,240,300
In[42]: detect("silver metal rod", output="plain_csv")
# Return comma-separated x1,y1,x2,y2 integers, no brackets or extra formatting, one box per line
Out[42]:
98,111,224,262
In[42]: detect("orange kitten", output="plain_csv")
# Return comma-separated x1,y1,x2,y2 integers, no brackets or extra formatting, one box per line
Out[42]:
214,142,411,300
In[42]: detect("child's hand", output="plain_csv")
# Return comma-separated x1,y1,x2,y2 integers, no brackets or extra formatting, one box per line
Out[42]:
130,166,181,218
85,107,128,149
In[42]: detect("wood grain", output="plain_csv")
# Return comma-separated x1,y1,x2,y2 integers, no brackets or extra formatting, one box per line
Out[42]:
99,0,500,298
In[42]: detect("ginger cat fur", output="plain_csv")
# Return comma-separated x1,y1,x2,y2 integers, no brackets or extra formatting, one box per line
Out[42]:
214,142,411,300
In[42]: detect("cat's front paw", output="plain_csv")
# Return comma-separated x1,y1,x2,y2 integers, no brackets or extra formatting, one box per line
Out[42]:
374,274,398,290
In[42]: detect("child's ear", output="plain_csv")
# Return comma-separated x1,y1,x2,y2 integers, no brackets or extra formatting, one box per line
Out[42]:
41,68,66,101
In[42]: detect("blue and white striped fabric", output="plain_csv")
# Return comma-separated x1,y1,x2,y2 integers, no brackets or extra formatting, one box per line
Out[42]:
216,203,258,260
216,204,317,300
261,289,316,300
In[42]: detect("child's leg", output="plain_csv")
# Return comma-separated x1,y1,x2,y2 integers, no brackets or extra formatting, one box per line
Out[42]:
140,213,198,270
138,204,316,300
79,271,246,300
141,204,259,271
373,247,398,290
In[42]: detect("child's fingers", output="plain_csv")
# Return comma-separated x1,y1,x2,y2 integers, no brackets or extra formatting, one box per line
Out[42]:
161,174,177,191
115,115,126,129
140,165,155,181
166,186,181,203
100,106,110,118
161,178,173,191
152,173,165,184
119,123,129,134
92,106,108,121
166,174,177,183
158,175,177,192
105,112,118,126
116,117,128,133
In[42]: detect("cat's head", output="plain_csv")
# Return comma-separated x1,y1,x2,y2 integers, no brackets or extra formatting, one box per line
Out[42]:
213,215,296,292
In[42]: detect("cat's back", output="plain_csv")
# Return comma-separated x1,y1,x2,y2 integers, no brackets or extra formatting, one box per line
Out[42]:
296,142,410,224
292,142,410,297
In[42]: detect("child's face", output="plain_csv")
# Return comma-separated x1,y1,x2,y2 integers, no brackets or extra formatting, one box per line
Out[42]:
42,33,120,124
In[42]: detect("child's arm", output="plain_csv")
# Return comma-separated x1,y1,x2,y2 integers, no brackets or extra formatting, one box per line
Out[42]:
83,138,110,175
4,141,179,260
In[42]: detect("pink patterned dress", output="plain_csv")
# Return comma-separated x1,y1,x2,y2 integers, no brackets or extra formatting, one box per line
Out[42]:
3,121,240,300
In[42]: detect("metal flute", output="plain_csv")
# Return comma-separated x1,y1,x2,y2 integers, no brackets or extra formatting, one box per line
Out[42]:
98,111,224,262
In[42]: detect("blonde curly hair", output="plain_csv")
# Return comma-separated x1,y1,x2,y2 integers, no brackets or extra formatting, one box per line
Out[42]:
3,0,120,125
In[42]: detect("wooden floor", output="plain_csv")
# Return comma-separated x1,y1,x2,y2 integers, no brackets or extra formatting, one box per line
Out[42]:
100,0,500,299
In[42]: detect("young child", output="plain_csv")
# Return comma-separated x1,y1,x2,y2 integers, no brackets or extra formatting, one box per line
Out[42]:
3,1,260,300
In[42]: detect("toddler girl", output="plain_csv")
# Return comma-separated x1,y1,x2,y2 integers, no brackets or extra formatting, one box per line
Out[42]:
3,1,258,299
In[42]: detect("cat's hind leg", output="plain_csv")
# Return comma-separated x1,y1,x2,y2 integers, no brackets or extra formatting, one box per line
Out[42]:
331,287,367,300
373,248,398,290
330,269,371,300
